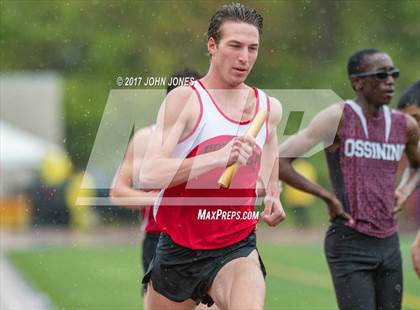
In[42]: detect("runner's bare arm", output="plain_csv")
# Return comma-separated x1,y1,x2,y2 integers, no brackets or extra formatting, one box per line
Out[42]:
140,86,250,189
394,115,420,212
411,229,420,277
278,103,353,222
260,97,286,226
259,97,282,196
110,128,158,207
278,103,343,199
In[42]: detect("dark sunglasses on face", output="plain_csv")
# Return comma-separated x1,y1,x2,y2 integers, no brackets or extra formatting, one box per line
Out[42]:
350,69,400,81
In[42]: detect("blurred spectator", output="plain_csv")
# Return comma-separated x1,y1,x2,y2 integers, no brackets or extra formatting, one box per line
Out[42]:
397,80,420,227
65,167,98,231
29,150,72,226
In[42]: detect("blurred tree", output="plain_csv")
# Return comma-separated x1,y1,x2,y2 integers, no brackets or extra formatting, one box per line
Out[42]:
1,0,418,172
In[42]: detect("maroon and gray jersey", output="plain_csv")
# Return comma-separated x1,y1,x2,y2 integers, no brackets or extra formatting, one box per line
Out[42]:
326,100,407,238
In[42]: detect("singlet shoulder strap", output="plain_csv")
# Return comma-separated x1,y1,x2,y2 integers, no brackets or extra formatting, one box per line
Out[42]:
345,100,369,139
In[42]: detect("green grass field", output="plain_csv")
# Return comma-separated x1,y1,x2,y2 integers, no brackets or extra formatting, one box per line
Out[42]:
7,235,420,310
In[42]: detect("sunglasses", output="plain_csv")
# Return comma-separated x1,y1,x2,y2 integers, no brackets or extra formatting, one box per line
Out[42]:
350,69,400,81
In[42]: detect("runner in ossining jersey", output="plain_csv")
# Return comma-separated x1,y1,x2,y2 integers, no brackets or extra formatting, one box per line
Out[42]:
110,69,201,296
140,3,285,310
278,49,420,310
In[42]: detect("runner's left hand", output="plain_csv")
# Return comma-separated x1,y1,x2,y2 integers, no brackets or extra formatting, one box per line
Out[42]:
262,196,286,227
393,188,409,214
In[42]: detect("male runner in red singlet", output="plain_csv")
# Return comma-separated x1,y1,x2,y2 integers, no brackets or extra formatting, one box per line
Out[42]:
110,69,201,303
278,49,420,310
140,3,285,310
110,124,160,271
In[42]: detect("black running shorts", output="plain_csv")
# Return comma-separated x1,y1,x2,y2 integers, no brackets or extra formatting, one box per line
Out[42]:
142,231,266,306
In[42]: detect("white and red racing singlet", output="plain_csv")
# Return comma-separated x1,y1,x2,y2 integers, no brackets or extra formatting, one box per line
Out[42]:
154,80,270,249
140,207,162,234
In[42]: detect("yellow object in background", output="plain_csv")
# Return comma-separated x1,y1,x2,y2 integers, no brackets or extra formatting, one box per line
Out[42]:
0,194,30,229
66,171,97,231
283,160,317,207
41,150,72,186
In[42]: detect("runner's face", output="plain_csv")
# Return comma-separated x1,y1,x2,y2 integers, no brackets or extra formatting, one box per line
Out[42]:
401,104,420,128
209,21,259,86
357,53,396,106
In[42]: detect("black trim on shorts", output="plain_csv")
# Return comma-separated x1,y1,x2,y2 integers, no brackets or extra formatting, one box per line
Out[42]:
142,231,266,306
142,232,160,273
141,232,160,294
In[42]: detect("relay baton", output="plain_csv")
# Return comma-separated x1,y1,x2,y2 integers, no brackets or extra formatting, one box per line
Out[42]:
218,110,268,188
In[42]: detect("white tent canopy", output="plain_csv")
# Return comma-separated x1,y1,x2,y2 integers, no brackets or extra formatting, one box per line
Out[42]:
0,121,59,170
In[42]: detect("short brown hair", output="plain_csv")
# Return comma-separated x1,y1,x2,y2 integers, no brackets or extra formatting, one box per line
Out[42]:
207,3,263,44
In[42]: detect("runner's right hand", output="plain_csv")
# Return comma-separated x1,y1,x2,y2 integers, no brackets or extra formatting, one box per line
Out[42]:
218,135,256,166
324,194,354,225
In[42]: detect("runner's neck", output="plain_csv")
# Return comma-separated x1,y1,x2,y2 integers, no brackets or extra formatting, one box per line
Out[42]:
355,97,384,118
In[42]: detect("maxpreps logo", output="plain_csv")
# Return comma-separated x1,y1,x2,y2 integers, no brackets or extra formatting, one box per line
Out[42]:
197,209,260,221
344,139,405,161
